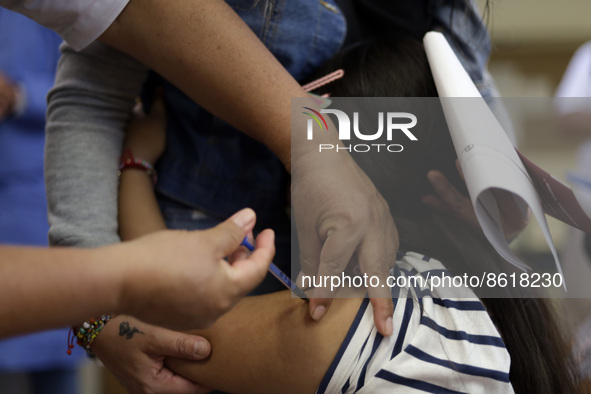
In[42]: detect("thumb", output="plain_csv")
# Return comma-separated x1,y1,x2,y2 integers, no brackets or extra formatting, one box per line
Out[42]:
226,228,275,295
150,329,212,361
208,208,256,258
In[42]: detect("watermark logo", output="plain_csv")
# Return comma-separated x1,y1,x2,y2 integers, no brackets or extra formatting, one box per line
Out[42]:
302,107,328,137
303,107,418,153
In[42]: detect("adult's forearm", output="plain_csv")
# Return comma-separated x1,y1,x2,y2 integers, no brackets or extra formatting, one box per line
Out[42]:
99,0,307,168
0,245,121,338
45,41,148,247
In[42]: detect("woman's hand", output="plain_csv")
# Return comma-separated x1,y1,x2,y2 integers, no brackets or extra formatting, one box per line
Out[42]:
94,209,274,393
117,209,275,330
92,316,212,394
123,92,167,165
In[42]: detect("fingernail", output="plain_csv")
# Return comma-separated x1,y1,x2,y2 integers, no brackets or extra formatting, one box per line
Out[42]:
384,317,393,336
194,339,211,358
231,208,255,229
312,305,326,321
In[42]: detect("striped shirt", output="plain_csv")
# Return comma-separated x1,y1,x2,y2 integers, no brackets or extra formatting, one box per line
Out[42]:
316,251,514,393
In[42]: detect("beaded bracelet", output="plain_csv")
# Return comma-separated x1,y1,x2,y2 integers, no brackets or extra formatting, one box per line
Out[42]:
67,314,115,357
118,148,158,184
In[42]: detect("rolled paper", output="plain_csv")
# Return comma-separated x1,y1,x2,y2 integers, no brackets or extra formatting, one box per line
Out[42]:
423,31,565,285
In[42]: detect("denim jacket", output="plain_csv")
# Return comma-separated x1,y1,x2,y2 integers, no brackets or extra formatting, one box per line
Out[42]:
153,0,497,227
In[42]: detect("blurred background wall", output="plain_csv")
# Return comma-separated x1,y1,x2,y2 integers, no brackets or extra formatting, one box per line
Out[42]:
481,0,591,97
477,0,591,254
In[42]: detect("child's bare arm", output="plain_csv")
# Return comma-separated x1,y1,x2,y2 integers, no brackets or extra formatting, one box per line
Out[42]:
118,97,168,240
166,290,364,394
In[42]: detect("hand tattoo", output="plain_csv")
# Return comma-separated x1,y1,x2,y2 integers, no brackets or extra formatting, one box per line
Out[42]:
119,321,144,340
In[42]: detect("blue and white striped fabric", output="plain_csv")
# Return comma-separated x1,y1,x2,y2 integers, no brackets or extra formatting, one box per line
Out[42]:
316,252,514,394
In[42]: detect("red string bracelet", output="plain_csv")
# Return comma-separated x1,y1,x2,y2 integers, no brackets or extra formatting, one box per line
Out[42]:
67,327,75,355
118,149,158,184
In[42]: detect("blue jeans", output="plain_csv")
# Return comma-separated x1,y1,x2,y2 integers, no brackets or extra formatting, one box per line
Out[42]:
152,0,346,226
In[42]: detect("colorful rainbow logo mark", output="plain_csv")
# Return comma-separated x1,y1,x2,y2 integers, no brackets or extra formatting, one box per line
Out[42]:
302,107,328,132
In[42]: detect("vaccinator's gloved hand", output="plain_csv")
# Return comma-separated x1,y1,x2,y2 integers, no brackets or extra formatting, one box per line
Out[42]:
291,123,398,336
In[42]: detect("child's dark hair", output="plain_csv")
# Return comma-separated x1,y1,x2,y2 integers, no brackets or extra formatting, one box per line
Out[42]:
310,35,579,394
